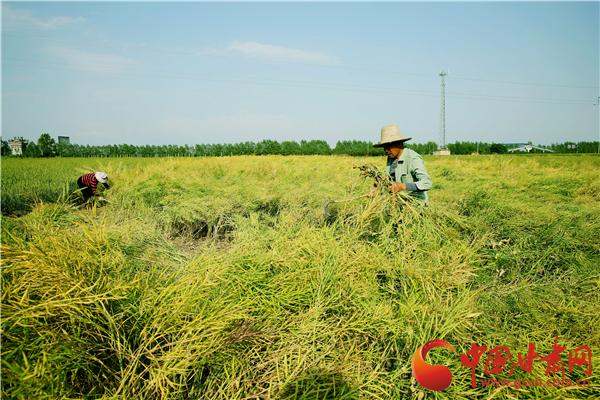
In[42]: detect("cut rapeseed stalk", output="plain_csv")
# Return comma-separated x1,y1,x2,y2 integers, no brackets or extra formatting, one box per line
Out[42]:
354,161,426,212
354,162,391,191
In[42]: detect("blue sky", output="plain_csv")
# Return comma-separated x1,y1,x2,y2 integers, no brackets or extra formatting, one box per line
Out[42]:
2,1,598,147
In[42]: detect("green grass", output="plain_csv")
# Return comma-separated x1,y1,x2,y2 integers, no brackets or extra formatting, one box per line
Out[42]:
2,154,599,399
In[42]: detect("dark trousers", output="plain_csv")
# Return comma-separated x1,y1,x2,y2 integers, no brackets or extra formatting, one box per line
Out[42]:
77,177,95,201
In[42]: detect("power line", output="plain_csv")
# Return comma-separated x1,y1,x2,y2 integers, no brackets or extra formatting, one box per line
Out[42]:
3,58,595,105
448,75,599,89
3,33,598,90
1,57,440,94
3,62,594,105
2,63,444,97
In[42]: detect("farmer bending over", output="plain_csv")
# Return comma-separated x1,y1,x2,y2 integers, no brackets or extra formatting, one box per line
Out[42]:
369,125,432,203
77,171,110,202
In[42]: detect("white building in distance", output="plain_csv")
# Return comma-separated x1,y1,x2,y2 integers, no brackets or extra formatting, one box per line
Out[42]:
8,137,29,156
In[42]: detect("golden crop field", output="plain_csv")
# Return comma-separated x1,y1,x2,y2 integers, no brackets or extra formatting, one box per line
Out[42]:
1,154,599,399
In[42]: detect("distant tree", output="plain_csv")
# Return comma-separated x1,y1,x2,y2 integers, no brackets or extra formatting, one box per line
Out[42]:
221,143,232,156
209,144,217,156
255,141,265,155
314,140,332,155
1,139,11,156
333,140,348,155
166,144,177,156
281,140,300,156
128,144,137,156
355,140,369,156
70,144,83,157
490,143,507,154
578,141,600,153
25,141,41,157
562,142,578,153
244,141,256,155
231,142,243,156
55,141,73,157
299,140,315,155
447,142,459,154
333,140,383,156
478,142,491,154
371,143,385,156
268,140,282,155
127,144,137,156
205,144,214,156
92,145,101,157
212,143,224,156
300,140,331,155
256,139,281,155
426,141,438,155
448,141,474,155
37,133,56,157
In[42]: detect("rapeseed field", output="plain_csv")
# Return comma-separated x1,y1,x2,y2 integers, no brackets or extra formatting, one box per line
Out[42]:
2,154,599,399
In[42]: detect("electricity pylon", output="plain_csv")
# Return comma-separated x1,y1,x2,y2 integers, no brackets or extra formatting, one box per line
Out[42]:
438,70,448,150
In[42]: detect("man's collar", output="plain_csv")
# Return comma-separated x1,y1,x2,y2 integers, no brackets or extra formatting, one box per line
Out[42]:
388,149,408,164
397,148,408,163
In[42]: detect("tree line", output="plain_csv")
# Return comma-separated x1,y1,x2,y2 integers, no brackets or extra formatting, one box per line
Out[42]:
2,133,598,158
444,140,599,155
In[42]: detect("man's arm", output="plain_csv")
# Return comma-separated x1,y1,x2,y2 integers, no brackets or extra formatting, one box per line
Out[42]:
406,153,432,192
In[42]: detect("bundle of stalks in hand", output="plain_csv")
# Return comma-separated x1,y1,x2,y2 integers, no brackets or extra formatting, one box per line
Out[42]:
352,162,477,256
354,162,422,208
354,162,391,191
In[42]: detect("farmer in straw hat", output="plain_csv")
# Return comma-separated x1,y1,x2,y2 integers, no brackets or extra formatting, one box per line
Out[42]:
77,171,110,202
368,125,432,203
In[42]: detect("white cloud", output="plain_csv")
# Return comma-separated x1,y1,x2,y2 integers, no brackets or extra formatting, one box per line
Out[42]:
38,46,137,69
2,5,86,31
226,41,340,64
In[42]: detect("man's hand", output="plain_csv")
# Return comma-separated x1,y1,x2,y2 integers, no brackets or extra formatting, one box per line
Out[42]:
390,182,407,194
368,187,378,198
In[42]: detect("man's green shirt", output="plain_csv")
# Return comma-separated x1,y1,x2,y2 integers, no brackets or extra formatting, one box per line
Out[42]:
385,149,432,202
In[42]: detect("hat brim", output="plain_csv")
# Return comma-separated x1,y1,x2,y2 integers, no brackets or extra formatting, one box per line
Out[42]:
373,137,412,148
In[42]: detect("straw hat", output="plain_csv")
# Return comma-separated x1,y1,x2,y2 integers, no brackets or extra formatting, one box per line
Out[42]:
373,125,412,147
95,171,108,183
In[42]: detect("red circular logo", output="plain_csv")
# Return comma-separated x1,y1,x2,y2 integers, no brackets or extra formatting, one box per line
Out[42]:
412,339,457,391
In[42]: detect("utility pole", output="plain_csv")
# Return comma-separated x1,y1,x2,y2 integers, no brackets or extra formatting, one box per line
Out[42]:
438,70,448,150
